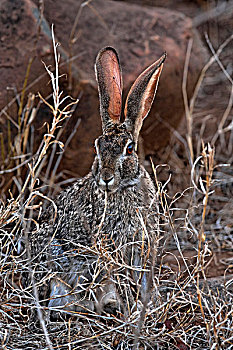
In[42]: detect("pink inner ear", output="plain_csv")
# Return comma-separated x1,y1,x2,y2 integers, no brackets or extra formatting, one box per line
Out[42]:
100,50,122,122
123,53,166,140
140,64,163,120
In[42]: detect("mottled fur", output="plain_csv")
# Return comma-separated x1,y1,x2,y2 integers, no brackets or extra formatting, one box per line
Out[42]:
30,47,166,314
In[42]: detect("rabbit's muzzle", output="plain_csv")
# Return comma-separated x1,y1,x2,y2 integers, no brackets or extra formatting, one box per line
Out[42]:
92,154,121,193
99,167,115,192
94,162,120,193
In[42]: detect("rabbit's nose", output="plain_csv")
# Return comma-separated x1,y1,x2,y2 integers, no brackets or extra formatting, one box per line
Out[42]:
99,176,114,187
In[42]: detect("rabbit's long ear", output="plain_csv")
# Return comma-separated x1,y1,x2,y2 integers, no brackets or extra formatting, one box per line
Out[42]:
124,53,166,142
95,47,123,131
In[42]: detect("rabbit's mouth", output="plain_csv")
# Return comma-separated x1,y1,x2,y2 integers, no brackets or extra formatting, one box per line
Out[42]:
96,173,140,193
98,175,116,193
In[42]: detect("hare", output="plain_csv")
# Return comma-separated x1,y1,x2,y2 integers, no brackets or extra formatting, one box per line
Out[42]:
31,47,166,316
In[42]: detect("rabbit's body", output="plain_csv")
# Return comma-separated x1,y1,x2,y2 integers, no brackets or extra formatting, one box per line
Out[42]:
30,47,166,315
48,165,156,249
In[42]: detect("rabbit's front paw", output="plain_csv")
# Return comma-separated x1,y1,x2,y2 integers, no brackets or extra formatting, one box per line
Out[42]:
48,279,94,317
96,282,122,315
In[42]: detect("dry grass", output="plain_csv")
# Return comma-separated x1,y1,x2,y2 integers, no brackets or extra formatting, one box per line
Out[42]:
0,26,233,350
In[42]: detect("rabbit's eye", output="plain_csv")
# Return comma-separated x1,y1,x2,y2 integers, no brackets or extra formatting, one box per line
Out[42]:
126,143,134,155
93,145,97,154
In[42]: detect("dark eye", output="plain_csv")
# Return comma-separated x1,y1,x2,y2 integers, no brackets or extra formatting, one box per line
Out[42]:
126,143,134,155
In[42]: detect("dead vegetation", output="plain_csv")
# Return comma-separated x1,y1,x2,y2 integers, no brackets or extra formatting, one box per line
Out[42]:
0,8,233,350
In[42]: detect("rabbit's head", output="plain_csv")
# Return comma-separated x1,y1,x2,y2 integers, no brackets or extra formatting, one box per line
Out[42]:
92,47,166,193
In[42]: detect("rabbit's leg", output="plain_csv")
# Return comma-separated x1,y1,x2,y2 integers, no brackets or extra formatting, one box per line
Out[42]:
96,281,122,314
48,278,94,315
133,252,148,302
48,240,95,315
48,279,77,311
48,242,78,312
